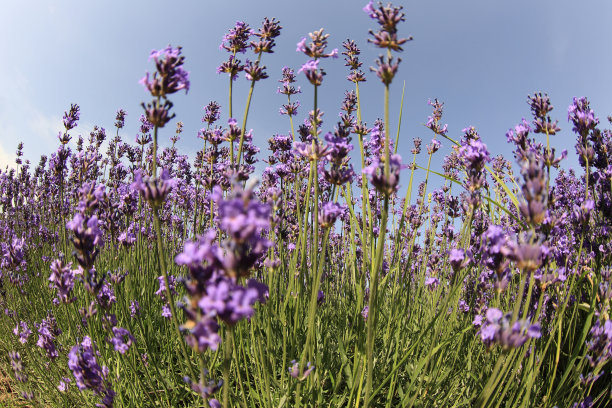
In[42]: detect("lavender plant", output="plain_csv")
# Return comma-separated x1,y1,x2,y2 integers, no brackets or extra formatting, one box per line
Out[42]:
1,2,611,408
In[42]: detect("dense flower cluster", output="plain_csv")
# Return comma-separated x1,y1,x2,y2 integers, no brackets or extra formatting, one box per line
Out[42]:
68,336,115,407
479,308,541,350
175,186,269,354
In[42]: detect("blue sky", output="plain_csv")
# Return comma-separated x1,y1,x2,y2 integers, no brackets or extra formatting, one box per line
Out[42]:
1,0,611,182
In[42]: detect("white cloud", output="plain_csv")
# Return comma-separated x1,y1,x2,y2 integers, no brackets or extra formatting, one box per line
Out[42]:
0,143,14,171
0,66,92,168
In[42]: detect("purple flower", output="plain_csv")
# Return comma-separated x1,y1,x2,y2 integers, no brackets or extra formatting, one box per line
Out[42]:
424,276,439,290
458,139,490,176
97,283,116,310
325,132,354,164
216,188,270,244
317,290,325,305
568,96,598,136
217,55,244,81
586,318,612,368
202,101,221,125
278,66,299,88
67,215,103,246
293,141,329,161
140,45,190,96
505,241,545,274
289,360,315,381
220,21,252,54
131,168,176,206
13,321,32,344
9,351,27,383
426,139,441,154
458,300,470,313
448,249,466,272
66,183,107,271
108,327,135,354
458,134,490,209
49,259,76,304
363,1,376,18
296,37,307,53
370,55,401,85
36,314,61,359
114,109,126,129
1,237,26,270
58,104,80,144
130,301,141,319
479,308,541,349
68,336,114,406
296,28,337,60
198,276,268,326
208,185,273,278
573,199,594,226
279,101,300,117
63,103,80,131
175,230,221,278
506,119,531,146
318,202,345,228
572,397,593,408
251,17,282,53
184,373,223,405
155,275,177,301
244,59,268,81
361,306,369,321
323,163,355,186
365,2,412,51
425,99,448,136
362,154,404,196
298,59,325,86
117,230,136,246
58,377,71,392
186,316,221,352
527,92,560,135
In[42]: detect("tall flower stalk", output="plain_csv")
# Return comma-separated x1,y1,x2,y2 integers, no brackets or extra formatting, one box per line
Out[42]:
140,45,196,380
362,2,411,406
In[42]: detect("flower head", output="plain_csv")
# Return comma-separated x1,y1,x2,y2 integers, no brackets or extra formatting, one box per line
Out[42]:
220,21,252,54
141,45,190,97
49,259,76,304
108,327,135,354
69,336,115,406
479,308,541,350
365,1,412,51
318,202,346,228
132,168,176,206
363,154,404,196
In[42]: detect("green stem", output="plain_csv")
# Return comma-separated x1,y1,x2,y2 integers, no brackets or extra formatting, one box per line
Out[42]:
151,122,196,382
222,326,234,408
364,82,391,408
237,52,263,166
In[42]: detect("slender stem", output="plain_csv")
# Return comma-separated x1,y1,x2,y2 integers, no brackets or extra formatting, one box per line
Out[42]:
229,75,234,166
236,84,255,167
222,326,234,408
151,122,196,382
152,98,160,177
288,95,297,141
355,81,373,282
237,52,263,166
364,82,391,408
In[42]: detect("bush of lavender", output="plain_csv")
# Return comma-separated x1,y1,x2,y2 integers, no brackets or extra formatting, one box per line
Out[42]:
1,2,611,407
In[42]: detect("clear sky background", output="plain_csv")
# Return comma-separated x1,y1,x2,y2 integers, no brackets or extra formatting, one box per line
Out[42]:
1,0,611,181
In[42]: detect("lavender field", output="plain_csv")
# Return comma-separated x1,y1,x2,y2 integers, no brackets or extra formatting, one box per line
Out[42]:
1,2,611,407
